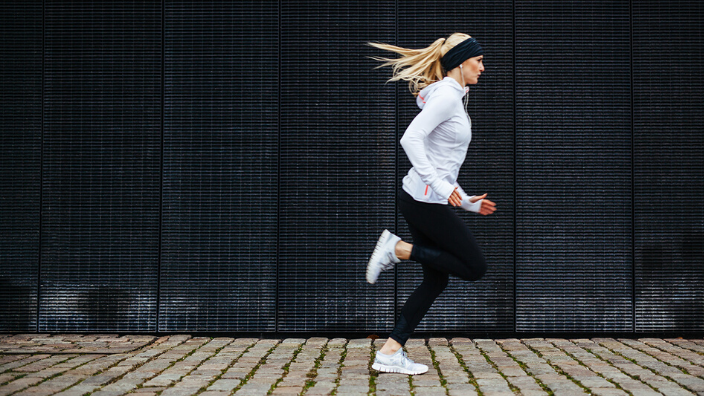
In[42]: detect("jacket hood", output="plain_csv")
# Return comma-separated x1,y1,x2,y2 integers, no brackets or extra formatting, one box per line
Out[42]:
416,77,468,110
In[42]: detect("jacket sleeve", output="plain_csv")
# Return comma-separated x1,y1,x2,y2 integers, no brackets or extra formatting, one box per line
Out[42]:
399,92,456,200
456,184,483,213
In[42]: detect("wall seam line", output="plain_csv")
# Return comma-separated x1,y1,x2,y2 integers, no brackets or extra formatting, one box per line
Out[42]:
630,0,636,333
275,0,282,334
393,0,399,333
512,0,518,333
156,0,165,333
37,0,45,333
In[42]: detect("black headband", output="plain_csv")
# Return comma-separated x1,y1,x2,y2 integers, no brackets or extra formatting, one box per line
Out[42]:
440,37,483,72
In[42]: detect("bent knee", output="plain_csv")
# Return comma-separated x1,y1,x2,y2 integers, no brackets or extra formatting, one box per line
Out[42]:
459,259,487,282
470,262,487,281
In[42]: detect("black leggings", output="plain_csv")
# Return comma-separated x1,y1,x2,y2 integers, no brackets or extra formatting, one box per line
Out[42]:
388,189,487,345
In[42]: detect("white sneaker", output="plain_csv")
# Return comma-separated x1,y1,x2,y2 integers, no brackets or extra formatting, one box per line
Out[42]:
372,348,428,375
366,229,401,284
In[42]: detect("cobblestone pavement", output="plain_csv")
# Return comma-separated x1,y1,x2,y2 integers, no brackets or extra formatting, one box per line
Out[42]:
1,335,703,396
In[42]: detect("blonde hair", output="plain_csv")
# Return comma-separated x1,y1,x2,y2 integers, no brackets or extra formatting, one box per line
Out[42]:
368,33,471,96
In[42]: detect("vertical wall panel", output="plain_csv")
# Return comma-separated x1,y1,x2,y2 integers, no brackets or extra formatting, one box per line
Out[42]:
278,0,396,332
515,0,633,331
160,0,278,331
634,1,704,331
41,1,161,331
0,1,42,332
397,2,515,332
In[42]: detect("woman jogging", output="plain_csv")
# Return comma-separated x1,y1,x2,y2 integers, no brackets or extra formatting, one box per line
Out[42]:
366,33,497,375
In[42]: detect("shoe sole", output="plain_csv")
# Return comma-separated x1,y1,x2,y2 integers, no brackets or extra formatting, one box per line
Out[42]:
366,229,391,284
371,362,427,375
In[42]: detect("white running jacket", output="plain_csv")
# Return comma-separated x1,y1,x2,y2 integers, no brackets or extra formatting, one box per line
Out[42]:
400,77,483,213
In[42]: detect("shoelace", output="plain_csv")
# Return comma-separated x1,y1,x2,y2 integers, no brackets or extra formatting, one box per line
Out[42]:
398,350,416,368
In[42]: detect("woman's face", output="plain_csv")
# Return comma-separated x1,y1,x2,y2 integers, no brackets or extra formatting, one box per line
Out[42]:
461,55,484,84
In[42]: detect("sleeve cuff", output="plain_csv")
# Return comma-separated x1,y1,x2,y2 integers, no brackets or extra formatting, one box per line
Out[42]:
461,197,483,213
431,180,456,200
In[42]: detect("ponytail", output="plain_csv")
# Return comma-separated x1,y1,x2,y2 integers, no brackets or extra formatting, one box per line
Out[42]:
368,33,471,96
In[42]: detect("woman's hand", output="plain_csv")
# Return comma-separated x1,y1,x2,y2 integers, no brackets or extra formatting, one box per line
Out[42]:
470,193,497,215
448,187,463,207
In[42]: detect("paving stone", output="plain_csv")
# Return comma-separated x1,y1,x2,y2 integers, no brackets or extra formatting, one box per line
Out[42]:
335,384,369,392
0,377,44,396
480,392,514,396
345,338,371,349
377,390,415,396
0,373,21,385
246,376,279,384
496,366,524,377
428,338,448,347
666,338,704,354
430,343,468,391
534,374,588,395
595,338,702,394
305,382,336,395
446,382,479,396
207,379,241,391
573,376,614,389
221,369,250,380
279,377,307,387
412,386,447,395
91,379,141,396
143,372,185,386
13,355,78,372
643,339,704,366
476,378,512,390
518,391,549,396
137,387,168,392
234,382,273,394
620,338,704,378
0,334,155,354
673,375,704,392
616,383,661,396
269,386,303,395
589,388,629,396
504,375,546,394
160,387,205,396
3,336,704,396
0,355,29,365
377,376,410,388
20,373,87,393
412,378,443,387
660,387,698,396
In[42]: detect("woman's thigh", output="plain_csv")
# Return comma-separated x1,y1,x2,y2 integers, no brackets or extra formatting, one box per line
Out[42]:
399,192,484,267
403,212,450,288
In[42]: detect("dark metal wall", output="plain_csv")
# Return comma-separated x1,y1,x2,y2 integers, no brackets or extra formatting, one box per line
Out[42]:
633,1,704,332
1,0,702,334
160,1,279,332
278,0,397,333
40,1,162,332
515,0,634,332
0,1,43,332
